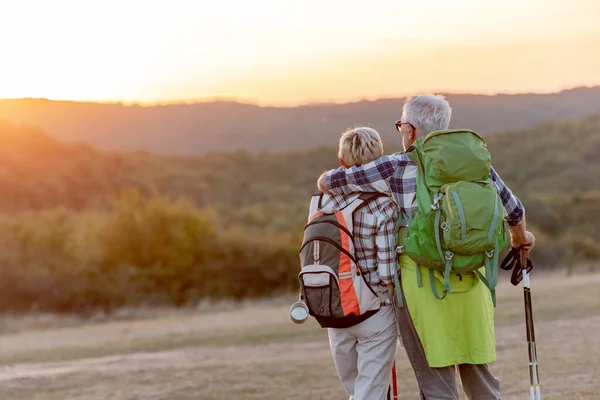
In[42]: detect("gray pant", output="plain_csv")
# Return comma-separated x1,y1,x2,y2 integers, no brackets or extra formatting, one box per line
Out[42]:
394,282,501,400
328,305,397,400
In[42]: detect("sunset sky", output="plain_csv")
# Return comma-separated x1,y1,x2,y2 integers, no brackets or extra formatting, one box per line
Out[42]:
1,0,599,105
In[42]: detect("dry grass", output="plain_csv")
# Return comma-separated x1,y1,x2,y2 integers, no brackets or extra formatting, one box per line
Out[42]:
0,271,599,400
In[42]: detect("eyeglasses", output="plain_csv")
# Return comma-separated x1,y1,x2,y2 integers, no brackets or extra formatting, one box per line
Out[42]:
395,120,415,133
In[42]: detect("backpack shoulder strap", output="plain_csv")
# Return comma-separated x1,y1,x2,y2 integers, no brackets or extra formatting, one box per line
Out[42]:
358,192,383,201
308,190,327,221
352,192,391,217
330,192,389,234
406,149,419,164
335,192,379,214
406,139,436,213
315,190,325,209
358,191,388,204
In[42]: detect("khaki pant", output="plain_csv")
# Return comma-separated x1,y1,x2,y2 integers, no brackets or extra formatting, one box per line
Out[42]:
328,305,397,400
393,279,501,400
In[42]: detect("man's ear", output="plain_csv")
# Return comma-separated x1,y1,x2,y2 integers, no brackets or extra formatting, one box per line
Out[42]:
410,126,418,143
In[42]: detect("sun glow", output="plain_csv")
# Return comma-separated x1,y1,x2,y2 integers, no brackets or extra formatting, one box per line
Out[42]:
0,0,599,105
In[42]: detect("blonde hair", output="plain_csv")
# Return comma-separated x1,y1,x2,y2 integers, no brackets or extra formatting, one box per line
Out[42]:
338,127,384,167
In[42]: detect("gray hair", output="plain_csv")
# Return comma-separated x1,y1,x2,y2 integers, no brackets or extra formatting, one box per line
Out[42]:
402,94,452,136
338,127,384,167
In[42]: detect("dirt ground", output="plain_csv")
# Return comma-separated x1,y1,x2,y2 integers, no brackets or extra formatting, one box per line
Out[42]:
0,271,599,400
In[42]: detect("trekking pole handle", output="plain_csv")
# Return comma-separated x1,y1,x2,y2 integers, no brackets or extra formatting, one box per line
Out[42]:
520,247,530,288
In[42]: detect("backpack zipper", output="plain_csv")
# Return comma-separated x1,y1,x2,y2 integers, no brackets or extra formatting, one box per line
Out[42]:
444,188,455,219
305,219,353,240
300,237,379,298
451,191,467,242
300,265,340,286
300,236,359,266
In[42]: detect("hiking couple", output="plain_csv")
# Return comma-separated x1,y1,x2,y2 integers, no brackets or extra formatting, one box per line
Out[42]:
298,94,536,399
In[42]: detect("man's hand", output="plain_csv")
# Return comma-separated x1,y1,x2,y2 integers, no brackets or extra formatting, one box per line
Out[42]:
510,230,536,255
317,172,329,194
508,215,535,255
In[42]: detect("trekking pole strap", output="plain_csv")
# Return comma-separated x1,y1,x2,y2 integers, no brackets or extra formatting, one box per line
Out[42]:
501,247,534,286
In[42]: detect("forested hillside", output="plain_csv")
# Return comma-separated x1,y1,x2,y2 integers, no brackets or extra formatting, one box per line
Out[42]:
0,115,598,314
1,86,599,154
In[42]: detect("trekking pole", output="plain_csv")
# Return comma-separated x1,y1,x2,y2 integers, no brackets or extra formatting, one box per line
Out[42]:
387,360,399,400
520,247,541,400
392,360,398,399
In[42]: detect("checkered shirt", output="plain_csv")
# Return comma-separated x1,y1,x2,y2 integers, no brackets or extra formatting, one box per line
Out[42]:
326,152,525,226
315,192,399,288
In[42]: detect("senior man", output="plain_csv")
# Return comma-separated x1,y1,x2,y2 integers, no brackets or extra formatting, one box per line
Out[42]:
318,94,536,400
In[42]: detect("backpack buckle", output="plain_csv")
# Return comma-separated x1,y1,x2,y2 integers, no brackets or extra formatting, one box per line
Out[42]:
485,248,494,258
430,194,443,210
395,245,405,254
440,221,449,232
444,251,454,260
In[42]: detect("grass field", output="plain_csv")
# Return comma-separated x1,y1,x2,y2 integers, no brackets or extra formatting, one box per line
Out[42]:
1,271,599,400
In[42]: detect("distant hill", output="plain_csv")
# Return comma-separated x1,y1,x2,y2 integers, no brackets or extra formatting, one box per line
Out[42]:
1,86,600,154
0,114,598,231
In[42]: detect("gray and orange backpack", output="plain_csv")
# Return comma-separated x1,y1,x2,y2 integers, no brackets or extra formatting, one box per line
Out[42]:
298,191,388,328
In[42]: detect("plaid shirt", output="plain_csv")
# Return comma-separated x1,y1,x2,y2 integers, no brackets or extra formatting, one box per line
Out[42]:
315,192,399,287
326,152,525,226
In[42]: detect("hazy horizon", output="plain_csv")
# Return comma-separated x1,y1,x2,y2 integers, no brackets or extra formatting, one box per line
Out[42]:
2,84,599,109
2,0,599,106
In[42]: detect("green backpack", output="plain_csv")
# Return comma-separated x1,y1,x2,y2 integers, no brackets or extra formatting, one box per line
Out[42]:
398,129,509,306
